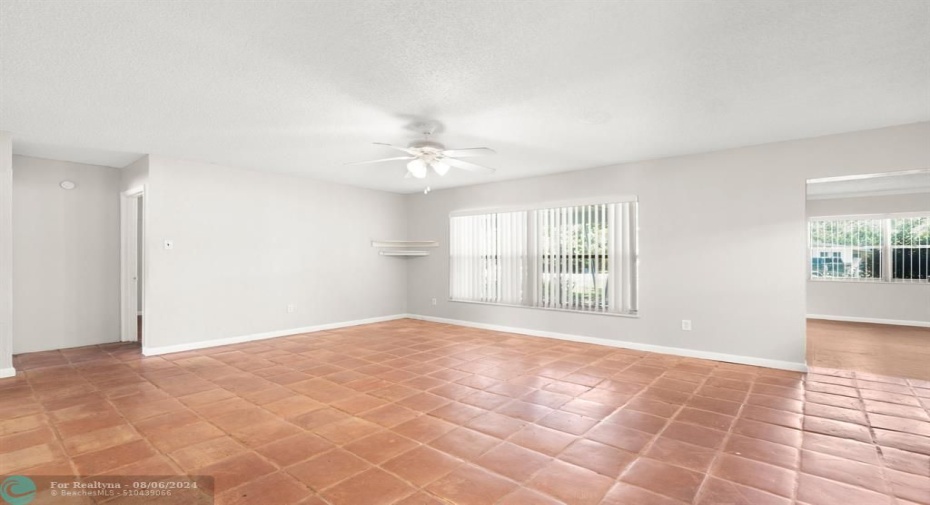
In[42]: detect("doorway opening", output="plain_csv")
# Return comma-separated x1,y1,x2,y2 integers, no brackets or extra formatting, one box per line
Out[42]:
805,169,930,381
120,187,144,344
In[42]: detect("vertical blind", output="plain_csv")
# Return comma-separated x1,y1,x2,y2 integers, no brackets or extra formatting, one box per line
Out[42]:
535,202,637,314
450,201,638,315
449,211,527,304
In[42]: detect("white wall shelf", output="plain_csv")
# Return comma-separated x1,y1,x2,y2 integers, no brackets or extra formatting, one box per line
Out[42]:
371,240,438,248
380,250,430,257
372,240,437,258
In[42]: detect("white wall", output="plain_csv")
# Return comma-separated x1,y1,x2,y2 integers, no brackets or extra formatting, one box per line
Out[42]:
405,123,930,370
12,156,121,353
807,282,929,324
142,156,408,351
0,132,13,376
807,193,930,325
807,193,930,217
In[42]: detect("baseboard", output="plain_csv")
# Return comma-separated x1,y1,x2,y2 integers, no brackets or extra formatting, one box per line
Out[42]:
807,314,930,328
142,314,408,356
140,312,809,372
0,367,16,379
408,314,808,372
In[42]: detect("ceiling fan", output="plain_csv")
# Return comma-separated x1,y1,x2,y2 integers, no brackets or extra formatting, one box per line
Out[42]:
347,133,497,180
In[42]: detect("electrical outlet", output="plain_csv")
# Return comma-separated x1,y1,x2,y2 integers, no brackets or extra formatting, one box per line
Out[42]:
431,298,437,306
286,304,295,313
681,320,692,331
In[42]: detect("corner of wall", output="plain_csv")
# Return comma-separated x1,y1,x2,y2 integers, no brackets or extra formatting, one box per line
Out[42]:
121,154,150,192
402,191,417,315
0,131,14,376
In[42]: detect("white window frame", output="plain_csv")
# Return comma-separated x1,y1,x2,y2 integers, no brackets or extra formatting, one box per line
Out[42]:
449,196,639,317
808,212,930,284
890,214,930,283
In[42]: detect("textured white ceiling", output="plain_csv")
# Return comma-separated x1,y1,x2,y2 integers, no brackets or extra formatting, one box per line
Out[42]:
2,0,929,193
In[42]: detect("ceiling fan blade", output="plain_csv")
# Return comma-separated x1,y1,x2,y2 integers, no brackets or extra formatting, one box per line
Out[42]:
373,142,417,155
344,156,415,166
441,147,496,158
444,157,496,173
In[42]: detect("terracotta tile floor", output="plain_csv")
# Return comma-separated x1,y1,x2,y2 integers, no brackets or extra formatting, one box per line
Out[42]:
3,319,930,504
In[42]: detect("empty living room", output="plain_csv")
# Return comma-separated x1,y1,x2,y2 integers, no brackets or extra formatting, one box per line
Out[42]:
1,1,929,504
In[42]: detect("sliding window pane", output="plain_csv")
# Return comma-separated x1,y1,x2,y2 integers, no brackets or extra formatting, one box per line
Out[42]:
450,211,527,303
450,201,637,315
891,216,930,281
808,218,883,281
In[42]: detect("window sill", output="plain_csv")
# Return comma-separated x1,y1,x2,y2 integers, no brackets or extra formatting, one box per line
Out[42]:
449,298,640,318
808,278,929,285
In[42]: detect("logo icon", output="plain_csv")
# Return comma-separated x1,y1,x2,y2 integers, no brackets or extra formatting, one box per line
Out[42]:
0,476,36,505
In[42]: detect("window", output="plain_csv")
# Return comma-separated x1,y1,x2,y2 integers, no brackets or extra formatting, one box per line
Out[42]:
449,211,527,305
450,200,638,315
808,218,883,280
808,214,929,282
891,216,930,280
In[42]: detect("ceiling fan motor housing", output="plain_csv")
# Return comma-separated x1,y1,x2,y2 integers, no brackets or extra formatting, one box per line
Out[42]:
409,140,445,152
346,138,495,181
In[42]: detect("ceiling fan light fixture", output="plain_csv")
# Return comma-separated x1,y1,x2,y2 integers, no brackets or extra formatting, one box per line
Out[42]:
407,159,428,179
432,160,450,176
351,135,496,184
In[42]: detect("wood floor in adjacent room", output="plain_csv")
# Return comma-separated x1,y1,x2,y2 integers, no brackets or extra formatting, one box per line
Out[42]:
807,319,930,382
3,319,930,504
